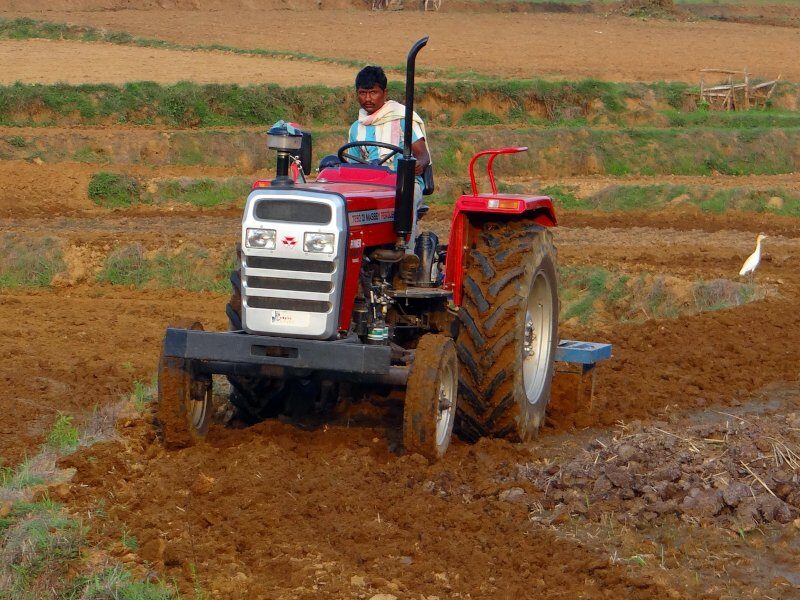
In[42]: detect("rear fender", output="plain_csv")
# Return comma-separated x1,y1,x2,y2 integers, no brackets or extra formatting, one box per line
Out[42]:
443,147,557,305
442,196,556,306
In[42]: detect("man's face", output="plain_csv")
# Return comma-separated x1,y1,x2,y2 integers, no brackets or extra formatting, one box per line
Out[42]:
357,84,388,115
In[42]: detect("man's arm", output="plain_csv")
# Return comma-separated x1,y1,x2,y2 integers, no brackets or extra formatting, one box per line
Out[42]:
411,138,430,176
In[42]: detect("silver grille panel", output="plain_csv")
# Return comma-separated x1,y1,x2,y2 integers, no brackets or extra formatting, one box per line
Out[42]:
241,189,346,340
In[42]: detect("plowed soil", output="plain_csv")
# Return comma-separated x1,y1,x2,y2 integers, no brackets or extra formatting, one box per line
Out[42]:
2,5,800,599
0,39,358,85
3,9,799,82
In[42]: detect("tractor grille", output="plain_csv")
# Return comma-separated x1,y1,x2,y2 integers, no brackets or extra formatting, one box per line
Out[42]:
255,199,331,224
247,256,334,273
247,297,331,313
241,189,345,339
247,276,332,294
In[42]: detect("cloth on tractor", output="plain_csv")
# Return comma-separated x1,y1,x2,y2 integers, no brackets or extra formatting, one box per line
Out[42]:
349,99,430,252
350,100,430,170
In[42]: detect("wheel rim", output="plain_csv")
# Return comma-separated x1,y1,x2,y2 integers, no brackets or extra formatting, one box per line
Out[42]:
188,388,209,431
523,269,555,405
435,360,457,447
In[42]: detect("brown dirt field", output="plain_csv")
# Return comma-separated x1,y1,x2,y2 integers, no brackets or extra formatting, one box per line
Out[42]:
2,6,800,598
0,39,358,86
3,9,798,82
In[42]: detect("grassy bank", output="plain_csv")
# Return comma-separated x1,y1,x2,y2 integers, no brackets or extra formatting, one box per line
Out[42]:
4,126,799,177
542,183,800,217
0,78,797,130
558,266,763,325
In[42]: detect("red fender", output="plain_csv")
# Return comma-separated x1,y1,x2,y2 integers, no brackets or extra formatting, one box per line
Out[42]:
442,147,557,305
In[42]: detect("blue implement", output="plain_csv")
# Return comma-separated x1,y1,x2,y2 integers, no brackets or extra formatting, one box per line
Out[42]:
555,340,612,365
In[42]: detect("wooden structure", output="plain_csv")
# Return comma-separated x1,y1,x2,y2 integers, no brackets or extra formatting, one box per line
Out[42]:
695,69,780,111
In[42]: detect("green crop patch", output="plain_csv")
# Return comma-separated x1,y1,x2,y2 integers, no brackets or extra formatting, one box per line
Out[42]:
0,234,65,288
88,172,142,208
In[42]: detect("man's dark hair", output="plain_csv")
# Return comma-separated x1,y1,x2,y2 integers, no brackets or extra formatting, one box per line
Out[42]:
355,66,387,90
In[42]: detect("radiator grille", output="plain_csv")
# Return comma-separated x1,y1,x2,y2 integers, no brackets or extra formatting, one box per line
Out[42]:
255,199,331,224
247,297,331,313
247,276,332,294
246,256,334,273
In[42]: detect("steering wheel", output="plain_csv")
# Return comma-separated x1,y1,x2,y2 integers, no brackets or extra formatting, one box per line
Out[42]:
337,141,403,166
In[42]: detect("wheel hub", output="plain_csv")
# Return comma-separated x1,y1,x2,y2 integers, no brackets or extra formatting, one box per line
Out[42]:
435,363,456,447
522,270,554,406
189,379,210,430
523,318,536,357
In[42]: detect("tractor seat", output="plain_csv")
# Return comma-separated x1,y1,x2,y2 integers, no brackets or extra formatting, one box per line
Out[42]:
417,205,429,219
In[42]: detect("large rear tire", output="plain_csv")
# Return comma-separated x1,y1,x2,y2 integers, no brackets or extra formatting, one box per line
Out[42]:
456,218,558,442
403,334,458,461
157,321,212,449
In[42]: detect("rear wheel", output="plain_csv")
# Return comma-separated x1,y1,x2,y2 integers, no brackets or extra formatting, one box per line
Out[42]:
403,334,458,460
157,321,212,449
456,218,558,442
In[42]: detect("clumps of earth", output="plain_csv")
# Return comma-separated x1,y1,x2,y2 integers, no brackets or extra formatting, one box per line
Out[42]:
515,411,800,530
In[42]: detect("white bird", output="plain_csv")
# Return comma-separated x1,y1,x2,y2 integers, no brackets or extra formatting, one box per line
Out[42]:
739,233,767,277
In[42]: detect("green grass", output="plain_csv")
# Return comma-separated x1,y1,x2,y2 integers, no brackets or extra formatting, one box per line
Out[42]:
97,243,234,292
45,414,80,455
121,529,139,551
74,565,175,599
89,174,250,208
458,108,503,126
73,146,110,164
88,172,141,208
155,177,251,207
0,459,45,491
6,135,26,148
4,77,790,131
96,244,151,287
0,497,84,598
559,266,614,324
131,378,155,412
541,185,591,210
558,266,764,324
0,234,65,288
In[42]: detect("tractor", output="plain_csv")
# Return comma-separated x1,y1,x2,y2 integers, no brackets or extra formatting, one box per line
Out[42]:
157,37,559,460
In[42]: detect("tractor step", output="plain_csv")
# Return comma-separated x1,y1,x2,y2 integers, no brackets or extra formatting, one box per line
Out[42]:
553,340,613,408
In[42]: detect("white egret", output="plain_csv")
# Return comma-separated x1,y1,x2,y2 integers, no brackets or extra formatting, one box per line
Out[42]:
739,233,767,278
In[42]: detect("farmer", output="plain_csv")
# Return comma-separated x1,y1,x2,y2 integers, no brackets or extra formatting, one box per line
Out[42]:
349,65,431,252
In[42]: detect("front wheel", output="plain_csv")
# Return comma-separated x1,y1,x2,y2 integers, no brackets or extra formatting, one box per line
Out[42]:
156,321,212,449
403,334,459,461
456,218,559,442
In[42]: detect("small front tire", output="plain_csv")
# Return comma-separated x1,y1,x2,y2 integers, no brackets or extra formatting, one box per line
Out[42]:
403,334,459,461
156,321,212,449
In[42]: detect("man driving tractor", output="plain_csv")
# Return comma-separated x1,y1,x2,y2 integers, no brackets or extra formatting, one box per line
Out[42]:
349,65,431,253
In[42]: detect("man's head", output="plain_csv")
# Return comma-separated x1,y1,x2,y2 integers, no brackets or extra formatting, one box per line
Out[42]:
355,65,388,115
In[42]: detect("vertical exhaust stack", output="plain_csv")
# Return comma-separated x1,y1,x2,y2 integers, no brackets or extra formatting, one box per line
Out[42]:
393,36,429,238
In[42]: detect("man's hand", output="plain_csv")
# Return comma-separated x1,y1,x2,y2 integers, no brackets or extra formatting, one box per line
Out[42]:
412,138,430,176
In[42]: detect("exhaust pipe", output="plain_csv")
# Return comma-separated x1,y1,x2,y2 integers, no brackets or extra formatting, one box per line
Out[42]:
393,36,428,237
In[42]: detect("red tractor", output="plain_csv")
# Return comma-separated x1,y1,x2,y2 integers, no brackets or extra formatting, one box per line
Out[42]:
157,37,559,460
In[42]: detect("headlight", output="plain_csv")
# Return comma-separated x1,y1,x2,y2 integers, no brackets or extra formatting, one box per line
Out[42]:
246,228,276,249
303,232,335,253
